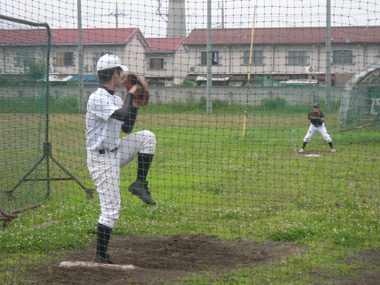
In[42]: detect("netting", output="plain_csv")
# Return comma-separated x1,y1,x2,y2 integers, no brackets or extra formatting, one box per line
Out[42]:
0,15,51,217
1,1,380,284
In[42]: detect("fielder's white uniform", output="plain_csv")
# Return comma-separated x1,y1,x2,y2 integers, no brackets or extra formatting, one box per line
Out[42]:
86,87,156,228
303,123,332,143
303,110,332,143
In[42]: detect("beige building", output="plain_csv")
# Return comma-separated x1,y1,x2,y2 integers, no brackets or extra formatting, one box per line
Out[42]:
0,26,380,87
183,26,380,87
0,28,148,83
49,28,148,77
145,38,187,87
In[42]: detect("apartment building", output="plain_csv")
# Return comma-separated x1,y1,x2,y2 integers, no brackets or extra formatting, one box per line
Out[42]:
183,26,380,87
0,26,380,87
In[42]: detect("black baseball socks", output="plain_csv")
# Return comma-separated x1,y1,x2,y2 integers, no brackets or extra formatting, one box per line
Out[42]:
302,141,334,150
137,153,154,183
96,223,112,258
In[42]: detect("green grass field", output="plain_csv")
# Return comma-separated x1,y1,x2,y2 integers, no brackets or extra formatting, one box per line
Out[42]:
0,103,379,283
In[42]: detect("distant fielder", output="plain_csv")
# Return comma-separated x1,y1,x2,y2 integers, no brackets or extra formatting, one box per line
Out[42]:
299,103,336,153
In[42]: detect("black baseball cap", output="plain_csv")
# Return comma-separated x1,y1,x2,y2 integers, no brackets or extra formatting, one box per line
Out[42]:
313,103,320,108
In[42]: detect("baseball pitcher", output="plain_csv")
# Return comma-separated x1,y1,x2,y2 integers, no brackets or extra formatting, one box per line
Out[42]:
86,54,157,264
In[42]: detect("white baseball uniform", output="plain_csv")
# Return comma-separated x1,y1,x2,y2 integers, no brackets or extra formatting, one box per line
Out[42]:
303,122,332,143
86,87,156,228
303,110,332,143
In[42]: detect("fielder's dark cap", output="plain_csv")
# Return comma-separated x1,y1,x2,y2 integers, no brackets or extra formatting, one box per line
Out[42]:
313,103,320,108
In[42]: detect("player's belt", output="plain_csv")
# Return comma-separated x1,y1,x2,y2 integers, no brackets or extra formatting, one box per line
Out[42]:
98,147,118,154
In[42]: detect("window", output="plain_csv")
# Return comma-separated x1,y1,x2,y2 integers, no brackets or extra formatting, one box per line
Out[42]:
288,50,308,66
16,52,34,67
201,51,219,66
244,50,264,65
333,50,352,64
149,58,164,70
56,52,74,66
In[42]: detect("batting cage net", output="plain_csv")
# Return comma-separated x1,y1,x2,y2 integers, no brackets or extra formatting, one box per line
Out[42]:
1,1,379,284
0,16,51,219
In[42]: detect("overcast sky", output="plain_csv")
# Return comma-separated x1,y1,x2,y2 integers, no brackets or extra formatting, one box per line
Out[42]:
1,0,379,37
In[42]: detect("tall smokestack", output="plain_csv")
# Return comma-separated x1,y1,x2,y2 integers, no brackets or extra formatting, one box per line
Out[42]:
167,0,186,37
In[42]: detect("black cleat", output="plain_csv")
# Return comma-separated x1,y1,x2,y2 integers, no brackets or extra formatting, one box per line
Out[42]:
128,180,156,205
92,253,113,264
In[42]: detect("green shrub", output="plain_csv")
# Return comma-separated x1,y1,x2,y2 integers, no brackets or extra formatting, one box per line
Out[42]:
175,79,195,87
261,97,287,109
49,96,79,113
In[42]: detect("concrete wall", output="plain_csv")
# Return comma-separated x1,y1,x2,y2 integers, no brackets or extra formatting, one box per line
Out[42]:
0,85,344,108
150,86,344,106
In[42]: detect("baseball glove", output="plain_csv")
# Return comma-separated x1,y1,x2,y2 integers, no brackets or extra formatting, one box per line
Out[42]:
309,110,322,120
123,73,150,107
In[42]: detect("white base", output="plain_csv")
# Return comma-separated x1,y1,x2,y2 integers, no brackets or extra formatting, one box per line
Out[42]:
305,154,321,157
59,261,135,270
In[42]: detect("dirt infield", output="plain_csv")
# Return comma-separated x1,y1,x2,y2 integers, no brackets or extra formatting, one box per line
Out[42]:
25,235,379,284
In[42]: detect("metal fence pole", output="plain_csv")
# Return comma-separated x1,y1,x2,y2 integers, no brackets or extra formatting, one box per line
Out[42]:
77,0,84,113
326,0,331,110
206,0,212,114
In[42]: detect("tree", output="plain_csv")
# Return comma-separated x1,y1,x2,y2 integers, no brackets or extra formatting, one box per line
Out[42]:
27,60,46,83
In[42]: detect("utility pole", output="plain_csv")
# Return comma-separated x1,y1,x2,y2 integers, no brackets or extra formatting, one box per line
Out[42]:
221,0,224,28
115,5,119,28
111,4,128,29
